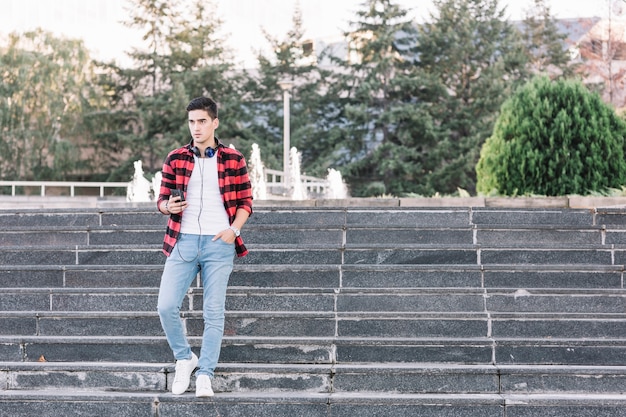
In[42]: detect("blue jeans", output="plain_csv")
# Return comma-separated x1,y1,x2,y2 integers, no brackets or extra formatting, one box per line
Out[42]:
157,233,234,378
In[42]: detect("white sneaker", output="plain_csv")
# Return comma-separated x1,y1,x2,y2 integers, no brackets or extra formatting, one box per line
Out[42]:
171,352,198,395
195,375,214,397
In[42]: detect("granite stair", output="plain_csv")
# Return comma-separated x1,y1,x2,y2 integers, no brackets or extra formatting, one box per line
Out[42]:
1,205,626,416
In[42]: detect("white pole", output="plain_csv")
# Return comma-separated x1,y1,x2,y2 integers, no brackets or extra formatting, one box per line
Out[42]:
283,88,291,192
278,80,294,195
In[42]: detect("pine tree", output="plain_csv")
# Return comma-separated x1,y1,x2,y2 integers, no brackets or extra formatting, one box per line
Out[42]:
521,0,575,78
238,4,353,179
98,0,239,178
416,0,529,195
332,0,441,196
236,4,320,172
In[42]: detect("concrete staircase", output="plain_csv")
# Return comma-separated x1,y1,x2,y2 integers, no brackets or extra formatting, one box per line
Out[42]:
2,204,626,416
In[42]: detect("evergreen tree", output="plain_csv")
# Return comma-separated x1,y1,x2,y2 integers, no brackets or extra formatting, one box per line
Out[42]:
241,5,313,172
520,0,575,78
168,0,246,152
476,77,626,196
331,0,440,196
97,0,240,179
241,4,344,178
416,0,529,195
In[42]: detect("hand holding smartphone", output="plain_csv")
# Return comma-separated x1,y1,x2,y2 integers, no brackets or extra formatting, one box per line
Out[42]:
171,189,185,202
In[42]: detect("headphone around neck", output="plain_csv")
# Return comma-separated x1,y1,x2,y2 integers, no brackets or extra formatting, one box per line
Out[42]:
191,146,216,158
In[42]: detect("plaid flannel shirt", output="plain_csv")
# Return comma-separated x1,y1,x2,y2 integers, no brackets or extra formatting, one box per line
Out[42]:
157,140,253,257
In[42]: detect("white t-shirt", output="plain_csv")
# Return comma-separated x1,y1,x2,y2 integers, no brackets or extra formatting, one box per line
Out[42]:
180,156,230,235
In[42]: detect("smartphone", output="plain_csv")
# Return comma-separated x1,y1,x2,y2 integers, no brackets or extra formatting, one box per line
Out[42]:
171,189,185,202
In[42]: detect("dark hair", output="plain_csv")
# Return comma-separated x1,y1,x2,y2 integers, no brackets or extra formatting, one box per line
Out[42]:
186,97,218,119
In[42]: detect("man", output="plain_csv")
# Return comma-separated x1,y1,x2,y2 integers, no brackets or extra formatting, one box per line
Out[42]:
156,96,253,397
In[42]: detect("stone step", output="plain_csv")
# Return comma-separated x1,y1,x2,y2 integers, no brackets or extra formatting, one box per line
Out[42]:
471,208,594,226
598,208,626,227
474,225,603,246
6,243,624,266
3,309,626,339
0,206,618,228
2,204,626,413
0,211,103,228
3,205,613,223
4,309,626,339
321,264,626,289
0,265,166,289
0,335,489,364
2,389,626,417
5,222,626,247
342,264,625,289
2,264,623,290
479,264,624,289
0,311,489,338
3,362,626,395
0,226,163,247
3,286,626,313
2,206,624,230
0,244,165,266
341,244,626,265
198,243,626,267
0,205,626,227
337,337,626,366
2,335,626,365
0,225,347,247
490,314,626,338
0,361,169,392
0,264,345,289
333,364,626,395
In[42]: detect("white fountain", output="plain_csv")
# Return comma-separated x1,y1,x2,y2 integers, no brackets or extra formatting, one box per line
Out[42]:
127,160,153,202
141,145,348,202
325,168,349,199
151,171,162,200
248,143,267,200
289,147,306,200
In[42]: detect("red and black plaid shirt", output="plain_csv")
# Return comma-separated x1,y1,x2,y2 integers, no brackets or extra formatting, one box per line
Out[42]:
157,140,253,257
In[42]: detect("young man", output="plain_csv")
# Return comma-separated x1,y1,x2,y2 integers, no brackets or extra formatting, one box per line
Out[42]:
156,96,253,397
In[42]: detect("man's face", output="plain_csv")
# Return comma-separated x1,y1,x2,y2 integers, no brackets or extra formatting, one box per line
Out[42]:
188,109,219,145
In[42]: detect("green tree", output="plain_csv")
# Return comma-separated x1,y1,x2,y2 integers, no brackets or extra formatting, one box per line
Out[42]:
416,0,529,195
520,0,575,79
238,4,343,178
167,0,248,154
98,0,241,180
327,0,440,196
0,29,105,181
476,77,626,196
228,6,313,173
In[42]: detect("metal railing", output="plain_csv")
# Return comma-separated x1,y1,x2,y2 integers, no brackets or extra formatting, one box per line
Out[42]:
264,169,328,195
0,171,329,199
0,181,129,197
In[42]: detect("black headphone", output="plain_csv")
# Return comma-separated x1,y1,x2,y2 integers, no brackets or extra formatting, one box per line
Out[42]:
191,146,216,158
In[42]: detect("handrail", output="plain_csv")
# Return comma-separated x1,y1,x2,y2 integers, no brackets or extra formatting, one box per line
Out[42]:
0,181,129,197
264,169,328,194
0,171,330,198
264,168,326,182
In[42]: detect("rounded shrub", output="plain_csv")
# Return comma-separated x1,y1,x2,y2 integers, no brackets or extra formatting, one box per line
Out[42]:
476,77,626,196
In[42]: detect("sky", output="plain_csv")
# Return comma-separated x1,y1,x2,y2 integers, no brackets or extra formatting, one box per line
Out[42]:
0,0,607,68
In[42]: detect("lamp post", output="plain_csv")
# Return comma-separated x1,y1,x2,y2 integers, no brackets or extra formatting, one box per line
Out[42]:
278,79,293,194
